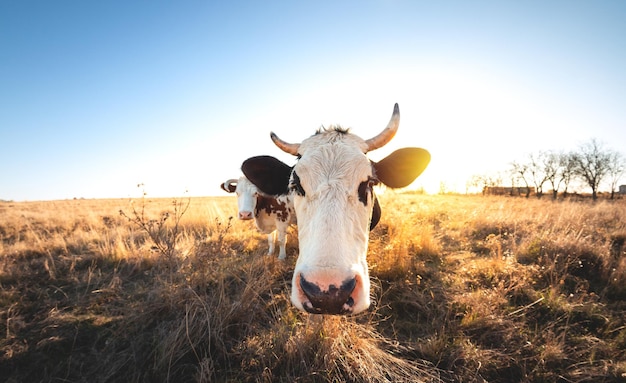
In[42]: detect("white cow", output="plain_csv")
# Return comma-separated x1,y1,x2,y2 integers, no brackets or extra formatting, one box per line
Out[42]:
221,176,296,260
242,104,430,315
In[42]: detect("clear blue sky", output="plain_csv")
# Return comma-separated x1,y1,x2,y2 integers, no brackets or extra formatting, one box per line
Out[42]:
2,1,625,201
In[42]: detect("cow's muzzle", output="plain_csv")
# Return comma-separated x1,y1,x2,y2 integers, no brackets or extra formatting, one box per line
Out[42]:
238,211,253,220
299,274,357,315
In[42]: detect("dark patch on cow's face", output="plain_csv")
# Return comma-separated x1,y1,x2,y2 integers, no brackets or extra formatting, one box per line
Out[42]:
357,176,378,206
357,181,369,206
290,171,306,196
256,194,290,222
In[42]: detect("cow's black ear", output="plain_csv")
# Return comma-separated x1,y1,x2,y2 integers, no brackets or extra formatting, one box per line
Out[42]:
373,148,430,188
369,194,381,230
241,155,292,195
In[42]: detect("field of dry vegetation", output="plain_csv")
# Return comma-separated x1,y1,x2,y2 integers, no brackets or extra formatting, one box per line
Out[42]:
1,193,625,382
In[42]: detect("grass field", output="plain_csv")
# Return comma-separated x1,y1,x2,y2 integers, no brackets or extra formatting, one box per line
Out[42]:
1,193,625,382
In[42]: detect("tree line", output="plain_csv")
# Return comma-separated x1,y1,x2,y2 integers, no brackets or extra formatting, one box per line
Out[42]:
469,138,626,200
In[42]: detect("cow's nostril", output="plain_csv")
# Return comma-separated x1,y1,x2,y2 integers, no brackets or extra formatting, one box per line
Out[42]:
345,296,354,307
299,274,357,315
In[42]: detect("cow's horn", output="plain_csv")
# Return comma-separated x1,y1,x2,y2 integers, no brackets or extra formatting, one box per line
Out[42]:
364,103,400,152
270,132,300,155
221,179,238,193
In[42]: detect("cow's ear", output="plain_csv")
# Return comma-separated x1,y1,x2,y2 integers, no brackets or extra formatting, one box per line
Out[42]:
373,148,430,188
242,155,292,195
369,194,381,230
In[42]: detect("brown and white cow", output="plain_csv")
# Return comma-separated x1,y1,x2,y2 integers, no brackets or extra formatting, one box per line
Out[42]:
241,103,430,315
221,176,296,260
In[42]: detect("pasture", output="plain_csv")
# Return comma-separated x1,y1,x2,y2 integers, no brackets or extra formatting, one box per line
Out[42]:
1,193,625,382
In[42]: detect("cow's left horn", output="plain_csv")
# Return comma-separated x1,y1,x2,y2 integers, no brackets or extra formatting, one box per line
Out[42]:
364,103,400,152
270,132,300,156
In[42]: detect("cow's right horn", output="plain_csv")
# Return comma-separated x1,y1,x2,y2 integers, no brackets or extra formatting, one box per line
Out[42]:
364,103,400,152
270,132,300,155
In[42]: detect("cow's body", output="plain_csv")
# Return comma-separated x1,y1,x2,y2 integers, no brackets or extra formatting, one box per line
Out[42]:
221,176,296,260
242,104,430,315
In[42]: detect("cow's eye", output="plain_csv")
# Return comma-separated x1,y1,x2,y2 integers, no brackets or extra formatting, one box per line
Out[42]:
358,177,378,206
290,171,306,196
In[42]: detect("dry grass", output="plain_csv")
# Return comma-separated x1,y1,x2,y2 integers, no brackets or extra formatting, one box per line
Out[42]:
1,194,625,382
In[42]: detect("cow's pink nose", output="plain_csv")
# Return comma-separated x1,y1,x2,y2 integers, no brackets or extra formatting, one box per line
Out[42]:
299,274,357,315
239,211,253,220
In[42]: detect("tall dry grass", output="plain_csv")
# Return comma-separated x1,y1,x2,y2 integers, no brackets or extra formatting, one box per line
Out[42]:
1,194,625,382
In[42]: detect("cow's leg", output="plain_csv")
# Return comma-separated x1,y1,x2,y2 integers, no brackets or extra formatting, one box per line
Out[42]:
277,229,288,260
267,231,277,255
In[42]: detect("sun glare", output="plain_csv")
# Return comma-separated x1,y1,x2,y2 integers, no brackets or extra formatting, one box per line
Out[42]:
197,63,556,198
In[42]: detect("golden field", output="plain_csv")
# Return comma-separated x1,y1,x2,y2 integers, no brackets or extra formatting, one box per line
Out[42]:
1,193,625,382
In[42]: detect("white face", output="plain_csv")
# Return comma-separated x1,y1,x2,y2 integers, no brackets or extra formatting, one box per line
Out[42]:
235,177,258,220
288,131,377,314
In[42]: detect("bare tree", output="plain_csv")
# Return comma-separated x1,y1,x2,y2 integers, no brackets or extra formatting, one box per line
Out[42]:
466,175,483,194
528,153,548,198
511,160,531,198
606,151,625,199
543,150,580,200
542,151,562,200
469,173,502,195
572,138,611,200
559,151,577,198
